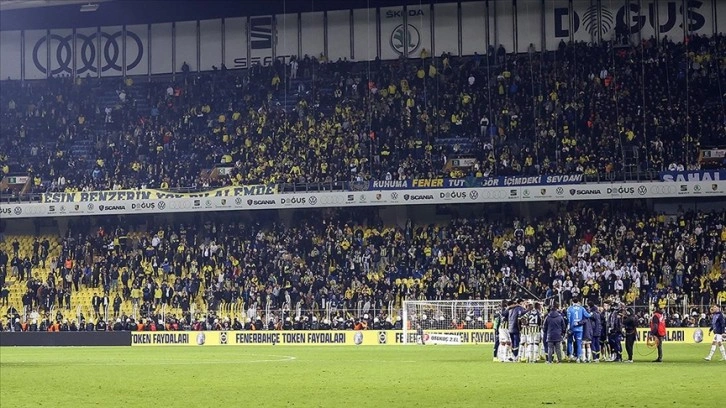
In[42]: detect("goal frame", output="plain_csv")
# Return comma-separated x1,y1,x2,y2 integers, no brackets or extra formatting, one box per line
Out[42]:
401,299,502,344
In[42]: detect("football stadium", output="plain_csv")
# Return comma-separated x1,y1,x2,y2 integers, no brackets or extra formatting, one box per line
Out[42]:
0,0,725,406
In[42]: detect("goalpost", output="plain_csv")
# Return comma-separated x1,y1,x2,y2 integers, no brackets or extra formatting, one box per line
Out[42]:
401,299,502,344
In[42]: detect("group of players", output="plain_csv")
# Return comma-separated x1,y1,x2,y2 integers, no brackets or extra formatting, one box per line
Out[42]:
494,298,726,363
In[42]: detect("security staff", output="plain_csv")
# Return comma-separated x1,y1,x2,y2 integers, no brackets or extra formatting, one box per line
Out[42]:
623,308,638,363
650,308,666,362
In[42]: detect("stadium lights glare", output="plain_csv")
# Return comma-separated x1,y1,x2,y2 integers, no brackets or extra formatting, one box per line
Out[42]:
80,3,99,12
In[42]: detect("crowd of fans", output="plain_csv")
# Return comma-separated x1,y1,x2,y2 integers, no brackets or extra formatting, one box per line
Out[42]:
2,204,725,331
2,34,725,194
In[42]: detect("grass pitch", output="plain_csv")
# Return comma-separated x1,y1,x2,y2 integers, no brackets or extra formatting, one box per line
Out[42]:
0,344,722,407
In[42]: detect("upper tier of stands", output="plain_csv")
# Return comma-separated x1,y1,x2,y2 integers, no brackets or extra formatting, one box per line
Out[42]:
1,34,725,198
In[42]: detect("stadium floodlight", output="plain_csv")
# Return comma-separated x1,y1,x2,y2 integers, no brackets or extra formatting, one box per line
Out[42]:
401,299,502,344
80,3,99,12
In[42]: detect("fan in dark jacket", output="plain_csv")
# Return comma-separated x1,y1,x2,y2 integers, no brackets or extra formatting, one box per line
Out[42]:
543,303,566,363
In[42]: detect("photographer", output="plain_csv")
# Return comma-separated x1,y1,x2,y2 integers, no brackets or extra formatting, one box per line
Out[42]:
623,308,637,363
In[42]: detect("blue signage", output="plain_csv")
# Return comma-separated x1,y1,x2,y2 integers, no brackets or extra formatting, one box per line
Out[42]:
659,170,725,182
367,175,585,190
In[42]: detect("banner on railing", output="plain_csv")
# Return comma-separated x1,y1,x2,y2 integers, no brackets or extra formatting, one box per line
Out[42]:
659,170,725,182
3,180,725,219
129,328,704,346
41,185,278,203
368,175,584,190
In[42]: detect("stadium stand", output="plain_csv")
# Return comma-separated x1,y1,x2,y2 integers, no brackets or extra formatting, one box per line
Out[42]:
2,34,725,198
2,205,725,331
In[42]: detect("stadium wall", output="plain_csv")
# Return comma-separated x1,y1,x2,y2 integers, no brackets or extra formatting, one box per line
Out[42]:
0,332,131,347
0,328,705,347
1,0,722,80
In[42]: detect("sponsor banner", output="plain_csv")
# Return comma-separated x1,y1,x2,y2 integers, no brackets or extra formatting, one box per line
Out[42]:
659,170,725,183
2,181,725,219
369,175,584,190
41,185,278,203
129,328,703,346
131,330,379,346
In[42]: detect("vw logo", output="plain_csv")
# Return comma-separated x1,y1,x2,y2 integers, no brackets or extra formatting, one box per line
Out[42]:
309,196,318,205
556,187,564,195
13,206,22,215
469,190,478,200
637,186,647,195
235,197,243,206
87,203,94,211
33,31,143,76
390,192,399,200
157,201,166,210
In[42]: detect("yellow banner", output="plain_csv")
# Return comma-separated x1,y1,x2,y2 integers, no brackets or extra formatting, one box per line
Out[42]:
130,328,704,346
42,185,277,203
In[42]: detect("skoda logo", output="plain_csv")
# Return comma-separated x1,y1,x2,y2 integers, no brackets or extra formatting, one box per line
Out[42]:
390,24,420,55
33,31,143,76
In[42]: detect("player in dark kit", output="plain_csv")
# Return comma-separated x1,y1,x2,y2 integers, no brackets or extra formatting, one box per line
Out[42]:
508,299,526,361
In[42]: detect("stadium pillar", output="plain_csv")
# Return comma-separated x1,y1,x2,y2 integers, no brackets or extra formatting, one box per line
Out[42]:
45,30,50,79
147,24,152,81
484,0,491,52
457,2,462,57
403,4,408,58
429,2,435,57
567,0,574,45
297,13,302,59
72,29,77,78
492,0,498,50
540,0,545,51
512,0,517,56
246,16,252,72
20,30,25,82
196,20,201,73
122,25,127,77
221,18,225,69
171,22,176,82
376,8,381,59
323,11,329,60
349,9,354,60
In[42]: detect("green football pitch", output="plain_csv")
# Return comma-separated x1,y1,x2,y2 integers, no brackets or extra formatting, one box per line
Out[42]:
0,344,722,407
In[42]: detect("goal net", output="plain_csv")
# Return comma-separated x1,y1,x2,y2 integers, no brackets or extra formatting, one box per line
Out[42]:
401,299,502,344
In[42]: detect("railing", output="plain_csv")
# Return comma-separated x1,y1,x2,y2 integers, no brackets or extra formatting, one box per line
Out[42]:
0,169,670,203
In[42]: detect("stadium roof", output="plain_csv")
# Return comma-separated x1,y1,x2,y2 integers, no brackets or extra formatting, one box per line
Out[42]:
0,0,463,31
